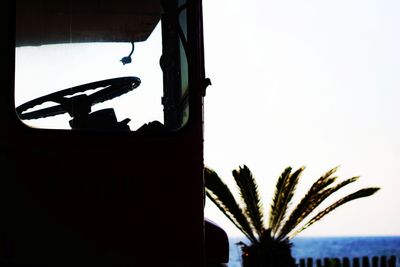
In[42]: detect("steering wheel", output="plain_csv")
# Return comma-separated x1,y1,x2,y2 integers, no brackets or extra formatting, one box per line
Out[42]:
16,76,141,120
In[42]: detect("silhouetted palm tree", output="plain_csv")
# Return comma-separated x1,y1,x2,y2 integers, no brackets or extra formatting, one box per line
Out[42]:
205,165,379,267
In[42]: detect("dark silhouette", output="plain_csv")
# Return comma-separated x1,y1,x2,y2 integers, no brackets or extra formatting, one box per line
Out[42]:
16,77,140,130
205,165,380,267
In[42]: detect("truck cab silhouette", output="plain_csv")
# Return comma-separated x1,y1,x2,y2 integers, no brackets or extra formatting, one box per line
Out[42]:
1,0,228,266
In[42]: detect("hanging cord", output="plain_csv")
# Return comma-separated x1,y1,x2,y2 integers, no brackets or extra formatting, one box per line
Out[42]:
120,42,135,65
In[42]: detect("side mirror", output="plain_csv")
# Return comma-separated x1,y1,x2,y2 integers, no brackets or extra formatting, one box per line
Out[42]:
205,218,229,266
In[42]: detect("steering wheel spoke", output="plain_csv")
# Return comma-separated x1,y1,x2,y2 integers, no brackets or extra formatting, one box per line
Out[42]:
18,104,65,120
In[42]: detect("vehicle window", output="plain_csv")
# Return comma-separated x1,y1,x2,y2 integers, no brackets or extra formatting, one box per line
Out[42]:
161,0,189,130
14,0,189,132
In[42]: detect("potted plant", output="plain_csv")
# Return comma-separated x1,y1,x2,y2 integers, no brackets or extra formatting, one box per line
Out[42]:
205,165,379,267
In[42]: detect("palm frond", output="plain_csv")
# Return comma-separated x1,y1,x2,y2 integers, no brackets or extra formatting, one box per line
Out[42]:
276,167,340,240
270,166,304,237
290,187,380,237
205,190,251,240
204,167,258,243
232,165,265,237
281,176,360,239
269,167,292,229
309,166,340,194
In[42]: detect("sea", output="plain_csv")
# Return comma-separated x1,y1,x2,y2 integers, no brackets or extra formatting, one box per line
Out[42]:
228,236,400,267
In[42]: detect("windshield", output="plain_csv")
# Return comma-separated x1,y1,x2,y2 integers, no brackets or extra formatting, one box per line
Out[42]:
14,0,189,132
15,27,163,130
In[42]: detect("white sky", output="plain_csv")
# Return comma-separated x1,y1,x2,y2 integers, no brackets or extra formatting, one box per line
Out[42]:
15,0,400,238
202,0,400,237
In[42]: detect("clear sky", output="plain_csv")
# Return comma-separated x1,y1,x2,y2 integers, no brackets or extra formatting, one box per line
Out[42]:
202,0,400,237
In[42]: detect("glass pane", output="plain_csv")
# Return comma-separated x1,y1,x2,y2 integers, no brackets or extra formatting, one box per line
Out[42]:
15,0,189,132
15,33,162,131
